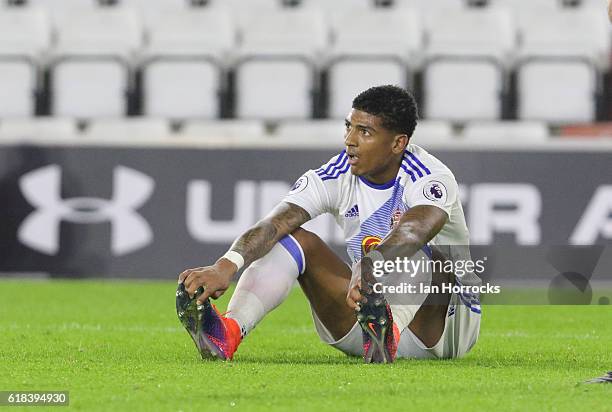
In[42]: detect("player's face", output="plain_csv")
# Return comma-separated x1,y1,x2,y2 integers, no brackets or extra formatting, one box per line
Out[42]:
344,109,408,184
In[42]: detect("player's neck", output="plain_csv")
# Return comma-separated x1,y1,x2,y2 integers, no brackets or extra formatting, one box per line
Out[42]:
361,162,401,186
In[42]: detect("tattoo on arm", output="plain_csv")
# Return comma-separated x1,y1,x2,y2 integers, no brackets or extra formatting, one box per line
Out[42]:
373,205,448,261
229,202,311,267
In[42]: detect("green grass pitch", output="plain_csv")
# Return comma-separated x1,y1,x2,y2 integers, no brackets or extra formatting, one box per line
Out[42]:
0,279,610,411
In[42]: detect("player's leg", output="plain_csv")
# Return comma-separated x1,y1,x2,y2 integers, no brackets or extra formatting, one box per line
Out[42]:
291,228,404,362
397,248,481,359
177,236,307,360
289,228,357,341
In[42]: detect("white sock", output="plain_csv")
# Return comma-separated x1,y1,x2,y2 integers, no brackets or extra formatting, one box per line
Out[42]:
227,235,305,338
384,252,432,333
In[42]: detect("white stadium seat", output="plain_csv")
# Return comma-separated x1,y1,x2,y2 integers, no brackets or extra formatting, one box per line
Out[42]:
236,59,314,119
0,60,36,117
181,120,267,140
424,59,504,121
462,121,550,141
409,120,457,148
395,0,466,17
517,60,597,123
53,7,142,57
237,8,327,57
141,8,234,119
413,120,456,140
143,8,235,59
52,60,129,118
326,8,421,118
422,7,514,122
0,6,51,59
234,8,326,119
49,7,141,118
327,61,406,119
518,7,610,69
0,117,78,140
84,118,172,140
275,119,345,142
142,59,221,119
425,7,515,61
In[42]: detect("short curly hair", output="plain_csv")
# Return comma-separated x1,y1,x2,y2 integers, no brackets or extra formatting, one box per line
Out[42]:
352,85,419,137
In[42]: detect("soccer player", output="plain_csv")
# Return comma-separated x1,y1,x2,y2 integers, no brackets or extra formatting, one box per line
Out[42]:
177,85,481,363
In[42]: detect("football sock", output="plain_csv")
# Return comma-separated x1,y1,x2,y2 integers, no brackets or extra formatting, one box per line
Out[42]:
227,235,303,338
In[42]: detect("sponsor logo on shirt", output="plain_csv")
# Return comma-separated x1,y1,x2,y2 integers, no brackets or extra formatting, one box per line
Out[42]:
361,235,382,255
344,205,359,218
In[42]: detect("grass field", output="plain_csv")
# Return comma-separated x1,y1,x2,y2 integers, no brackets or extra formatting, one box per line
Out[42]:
0,279,610,412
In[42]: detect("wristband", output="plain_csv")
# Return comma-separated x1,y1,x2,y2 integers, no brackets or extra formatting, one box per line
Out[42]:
221,251,245,271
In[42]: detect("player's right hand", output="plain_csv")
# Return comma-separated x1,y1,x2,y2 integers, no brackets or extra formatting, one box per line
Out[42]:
178,259,237,304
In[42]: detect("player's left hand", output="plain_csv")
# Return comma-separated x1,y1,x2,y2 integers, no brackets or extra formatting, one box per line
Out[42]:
346,259,368,311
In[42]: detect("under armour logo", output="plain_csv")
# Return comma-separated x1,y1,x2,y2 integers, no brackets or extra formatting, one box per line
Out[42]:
18,165,155,256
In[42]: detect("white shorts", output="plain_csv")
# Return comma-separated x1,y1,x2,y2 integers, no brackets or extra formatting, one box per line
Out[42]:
311,292,481,359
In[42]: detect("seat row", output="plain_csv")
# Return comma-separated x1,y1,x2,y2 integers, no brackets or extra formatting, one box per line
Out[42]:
0,2,609,123
0,117,555,145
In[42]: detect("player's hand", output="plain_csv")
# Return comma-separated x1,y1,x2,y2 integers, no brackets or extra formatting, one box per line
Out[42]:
178,258,237,303
346,260,366,311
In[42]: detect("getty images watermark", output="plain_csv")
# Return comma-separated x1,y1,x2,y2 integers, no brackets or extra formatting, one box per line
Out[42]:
363,245,612,306
368,254,500,297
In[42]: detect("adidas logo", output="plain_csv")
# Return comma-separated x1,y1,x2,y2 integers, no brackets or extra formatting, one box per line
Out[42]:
344,205,359,218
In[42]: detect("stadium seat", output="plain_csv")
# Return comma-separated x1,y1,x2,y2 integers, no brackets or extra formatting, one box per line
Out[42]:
422,7,514,121
142,59,222,119
235,59,315,120
181,119,267,140
49,7,142,118
0,59,37,117
143,8,234,59
409,120,457,147
234,8,327,119
514,6,608,123
0,6,50,117
326,8,421,118
424,59,504,121
327,61,406,119
0,6,51,59
84,117,172,140
462,121,550,141
52,60,129,118
274,119,345,143
53,6,141,57
301,0,374,25
518,7,610,70
425,7,515,62
517,59,597,123
0,117,79,140
140,8,234,119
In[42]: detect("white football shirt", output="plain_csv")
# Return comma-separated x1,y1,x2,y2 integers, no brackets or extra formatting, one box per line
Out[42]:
283,143,480,285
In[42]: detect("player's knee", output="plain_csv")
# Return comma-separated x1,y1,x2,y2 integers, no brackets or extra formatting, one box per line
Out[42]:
290,227,322,256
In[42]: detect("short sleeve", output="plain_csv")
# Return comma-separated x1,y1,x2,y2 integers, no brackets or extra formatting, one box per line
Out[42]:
404,173,458,216
282,170,332,219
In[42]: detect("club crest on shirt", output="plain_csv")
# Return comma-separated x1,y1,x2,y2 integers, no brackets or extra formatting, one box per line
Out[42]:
423,180,447,203
289,176,308,194
361,235,382,255
390,209,403,229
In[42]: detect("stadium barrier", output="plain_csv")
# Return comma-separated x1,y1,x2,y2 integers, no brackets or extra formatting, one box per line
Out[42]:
0,139,610,280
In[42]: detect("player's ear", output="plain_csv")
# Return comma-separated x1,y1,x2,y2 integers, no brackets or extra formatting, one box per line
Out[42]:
392,134,409,154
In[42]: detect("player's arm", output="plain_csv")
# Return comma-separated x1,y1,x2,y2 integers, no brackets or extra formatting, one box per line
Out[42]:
179,202,311,303
608,0,612,22
346,205,448,310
